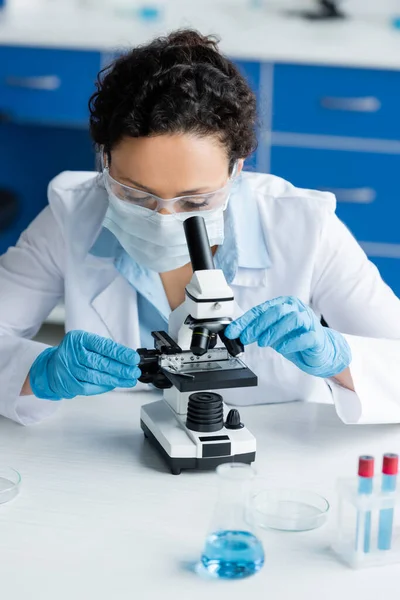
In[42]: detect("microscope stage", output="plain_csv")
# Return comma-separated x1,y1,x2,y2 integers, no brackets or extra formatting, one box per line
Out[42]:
162,363,258,392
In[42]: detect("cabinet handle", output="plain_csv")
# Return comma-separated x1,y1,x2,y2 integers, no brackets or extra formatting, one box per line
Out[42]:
5,75,61,91
360,242,400,259
325,187,376,204
320,96,381,113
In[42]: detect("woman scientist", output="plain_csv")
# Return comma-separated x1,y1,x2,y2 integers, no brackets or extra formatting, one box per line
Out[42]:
1,30,400,426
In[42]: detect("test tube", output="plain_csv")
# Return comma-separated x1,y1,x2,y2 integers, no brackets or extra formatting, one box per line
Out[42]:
378,453,398,551
356,456,374,553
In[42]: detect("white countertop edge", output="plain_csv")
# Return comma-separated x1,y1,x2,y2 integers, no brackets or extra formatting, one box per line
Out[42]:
3,36,400,71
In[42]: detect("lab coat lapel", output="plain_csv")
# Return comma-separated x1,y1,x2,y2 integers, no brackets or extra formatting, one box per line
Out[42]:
218,176,271,292
91,273,141,350
85,226,141,349
230,268,269,322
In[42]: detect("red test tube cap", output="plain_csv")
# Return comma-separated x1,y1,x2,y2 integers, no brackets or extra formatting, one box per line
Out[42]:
383,453,399,475
358,455,374,478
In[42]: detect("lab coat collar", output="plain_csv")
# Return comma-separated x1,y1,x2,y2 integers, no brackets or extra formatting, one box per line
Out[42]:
216,175,271,287
89,174,271,282
114,252,171,321
88,225,121,260
89,229,171,320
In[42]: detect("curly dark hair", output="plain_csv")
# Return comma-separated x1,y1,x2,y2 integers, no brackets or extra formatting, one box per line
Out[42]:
89,29,257,172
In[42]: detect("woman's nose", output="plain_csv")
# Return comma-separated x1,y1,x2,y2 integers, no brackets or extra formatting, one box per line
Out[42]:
158,207,173,215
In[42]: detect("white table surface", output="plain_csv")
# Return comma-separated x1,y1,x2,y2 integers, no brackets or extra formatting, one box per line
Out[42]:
1,390,400,600
3,0,400,69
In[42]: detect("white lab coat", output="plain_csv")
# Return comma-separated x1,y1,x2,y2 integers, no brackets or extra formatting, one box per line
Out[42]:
1,171,400,425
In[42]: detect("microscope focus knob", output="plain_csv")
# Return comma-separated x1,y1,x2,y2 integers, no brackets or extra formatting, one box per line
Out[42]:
225,409,244,430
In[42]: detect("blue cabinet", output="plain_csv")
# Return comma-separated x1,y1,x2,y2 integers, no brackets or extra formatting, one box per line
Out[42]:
0,123,95,253
268,62,400,297
233,60,261,171
270,145,400,295
235,60,260,98
273,64,400,140
0,46,101,126
270,146,400,244
0,46,99,252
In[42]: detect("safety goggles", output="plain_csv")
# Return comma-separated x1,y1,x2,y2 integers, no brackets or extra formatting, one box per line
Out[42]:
102,162,238,218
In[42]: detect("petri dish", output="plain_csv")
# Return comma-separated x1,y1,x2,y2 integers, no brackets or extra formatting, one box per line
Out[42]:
0,467,21,504
250,488,329,532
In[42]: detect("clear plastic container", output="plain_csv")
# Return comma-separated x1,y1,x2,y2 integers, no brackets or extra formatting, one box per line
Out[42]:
333,477,400,568
0,467,21,504
250,488,329,532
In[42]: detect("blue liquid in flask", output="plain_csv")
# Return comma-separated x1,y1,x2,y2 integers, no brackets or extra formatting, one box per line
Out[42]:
201,530,265,579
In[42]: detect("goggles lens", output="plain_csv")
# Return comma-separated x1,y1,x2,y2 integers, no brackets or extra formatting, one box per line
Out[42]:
103,167,235,216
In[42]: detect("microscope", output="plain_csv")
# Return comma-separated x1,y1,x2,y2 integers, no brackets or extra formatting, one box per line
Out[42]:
288,0,345,20
303,1,345,19
138,216,257,475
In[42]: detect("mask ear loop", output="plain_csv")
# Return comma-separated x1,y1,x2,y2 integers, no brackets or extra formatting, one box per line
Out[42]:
100,147,112,197
100,146,108,171
221,161,239,214
230,160,239,180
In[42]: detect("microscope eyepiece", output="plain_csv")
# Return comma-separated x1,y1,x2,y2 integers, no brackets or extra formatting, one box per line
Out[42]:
183,216,215,272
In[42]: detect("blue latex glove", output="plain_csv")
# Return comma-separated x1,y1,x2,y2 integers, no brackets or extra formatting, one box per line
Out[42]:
225,296,351,378
30,330,141,400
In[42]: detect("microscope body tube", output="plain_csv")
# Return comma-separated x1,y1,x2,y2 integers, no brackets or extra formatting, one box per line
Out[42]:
183,216,215,272
183,216,244,357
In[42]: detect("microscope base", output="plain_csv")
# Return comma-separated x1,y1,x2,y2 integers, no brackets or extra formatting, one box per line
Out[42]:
140,400,256,475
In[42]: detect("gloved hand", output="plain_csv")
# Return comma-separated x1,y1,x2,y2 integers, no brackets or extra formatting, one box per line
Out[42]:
225,296,351,378
30,330,141,400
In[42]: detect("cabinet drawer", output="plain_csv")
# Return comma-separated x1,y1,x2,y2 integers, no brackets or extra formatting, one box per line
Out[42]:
0,46,101,125
273,64,400,140
234,60,260,96
270,146,400,243
0,123,95,255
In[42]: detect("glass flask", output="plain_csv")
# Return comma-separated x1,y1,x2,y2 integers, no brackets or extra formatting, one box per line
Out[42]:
201,462,265,579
